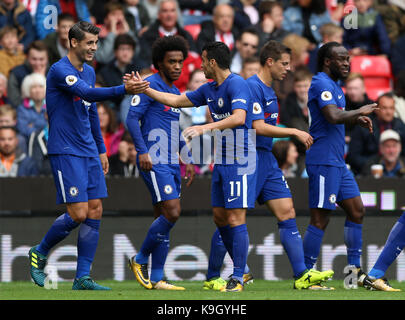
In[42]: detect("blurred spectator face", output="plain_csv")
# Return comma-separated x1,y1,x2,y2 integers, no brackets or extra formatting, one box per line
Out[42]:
115,44,134,65
213,5,234,34
105,8,127,31
30,84,45,102
97,105,110,132
354,0,372,14
158,0,178,30
57,19,75,43
241,61,260,79
1,0,15,10
380,139,401,165
0,128,17,156
0,114,16,126
28,49,48,73
376,96,396,123
0,76,6,97
297,0,312,8
270,5,284,29
127,143,137,164
236,32,259,60
346,77,366,102
286,143,299,167
325,31,343,44
270,53,291,81
187,70,207,91
294,79,311,103
0,31,18,52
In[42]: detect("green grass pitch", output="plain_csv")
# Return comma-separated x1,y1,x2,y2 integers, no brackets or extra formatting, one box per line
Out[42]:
1,280,405,300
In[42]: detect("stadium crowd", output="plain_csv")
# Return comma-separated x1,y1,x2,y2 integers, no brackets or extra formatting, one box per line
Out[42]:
0,0,404,178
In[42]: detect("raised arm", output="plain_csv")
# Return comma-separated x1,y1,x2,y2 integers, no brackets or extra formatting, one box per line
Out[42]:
144,87,195,108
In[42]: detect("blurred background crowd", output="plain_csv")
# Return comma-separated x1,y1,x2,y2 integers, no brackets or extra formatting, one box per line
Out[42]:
0,0,404,179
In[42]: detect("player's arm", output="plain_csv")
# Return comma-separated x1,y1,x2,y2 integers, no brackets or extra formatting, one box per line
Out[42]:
253,120,313,149
88,103,109,174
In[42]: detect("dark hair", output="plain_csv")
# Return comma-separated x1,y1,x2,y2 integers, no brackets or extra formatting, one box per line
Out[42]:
68,21,100,47
258,1,282,21
395,70,405,98
243,56,260,66
259,40,291,66
202,41,231,70
293,66,313,82
316,41,342,73
293,0,326,15
0,26,17,40
104,1,124,15
152,35,189,71
272,140,293,167
237,26,259,41
377,91,395,104
97,102,118,133
114,33,136,51
0,125,17,135
27,40,48,54
121,131,134,144
57,13,75,25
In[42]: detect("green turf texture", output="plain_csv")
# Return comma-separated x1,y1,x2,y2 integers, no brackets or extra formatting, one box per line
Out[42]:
1,280,405,300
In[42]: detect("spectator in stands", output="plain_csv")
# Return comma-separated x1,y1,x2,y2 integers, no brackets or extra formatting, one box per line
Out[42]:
0,104,26,152
240,55,260,80
273,34,311,104
179,0,216,26
342,0,391,56
230,27,259,75
253,1,289,49
95,2,137,66
393,70,405,124
16,73,47,140
282,0,332,45
35,0,91,39
98,102,124,157
391,34,405,77
308,23,344,74
0,26,25,77
8,41,49,108
0,0,35,50
123,0,150,36
109,131,139,177
138,0,196,67
376,0,405,45
0,72,9,105
361,129,405,178
0,126,37,176
28,111,51,175
272,140,301,178
43,13,75,66
344,72,375,140
98,33,141,109
347,92,405,175
229,0,259,30
197,3,239,54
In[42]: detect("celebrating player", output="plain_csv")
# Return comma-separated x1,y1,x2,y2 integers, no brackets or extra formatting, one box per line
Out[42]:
126,36,195,291
303,42,377,289
28,21,149,290
204,41,334,291
126,41,257,292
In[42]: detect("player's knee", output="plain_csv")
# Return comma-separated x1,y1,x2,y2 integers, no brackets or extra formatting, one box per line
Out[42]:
162,204,181,223
71,211,87,223
88,202,103,219
277,207,296,222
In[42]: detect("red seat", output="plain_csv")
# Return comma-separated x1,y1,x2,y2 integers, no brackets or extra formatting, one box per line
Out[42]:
350,55,393,99
184,24,201,41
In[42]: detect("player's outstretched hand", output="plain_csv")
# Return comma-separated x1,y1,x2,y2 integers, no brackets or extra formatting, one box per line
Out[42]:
183,125,205,142
356,116,373,132
294,129,313,150
99,152,109,175
185,164,195,187
359,103,378,116
124,71,150,94
139,152,153,171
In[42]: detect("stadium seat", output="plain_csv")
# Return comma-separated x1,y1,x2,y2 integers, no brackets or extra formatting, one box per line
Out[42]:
184,24,201,41
350,55,393,100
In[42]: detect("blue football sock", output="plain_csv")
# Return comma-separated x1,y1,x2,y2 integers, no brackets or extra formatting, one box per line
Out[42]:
369,213,405,279
303,224,324,269
151,234,170,283
136,215,174,264
76,218,100,279
37,213,79,256
278,218,307,278
344,220,363,268
206,228,227,280
231,224,249,284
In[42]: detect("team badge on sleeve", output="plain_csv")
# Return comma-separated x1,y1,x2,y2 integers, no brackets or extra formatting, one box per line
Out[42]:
131,95,141,106
253,102,262,114
65,75,78,86
321,91,333,101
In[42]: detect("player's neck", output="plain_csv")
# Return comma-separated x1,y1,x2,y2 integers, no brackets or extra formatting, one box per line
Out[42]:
67,52,84,72
258,68,272,87
323,69,339,82
158,71,174,87
213,69,231,86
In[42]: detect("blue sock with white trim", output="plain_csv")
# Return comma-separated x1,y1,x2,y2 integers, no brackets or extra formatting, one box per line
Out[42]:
303,224,324,269
230,224,249,285
151,234,170,283
76,218,100,279
344,220,363,268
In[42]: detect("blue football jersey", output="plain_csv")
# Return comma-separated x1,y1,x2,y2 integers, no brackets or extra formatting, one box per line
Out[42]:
129,73,182,164
306,72,346,167
186,73,255,165
46,56,125,157
247,74,279,152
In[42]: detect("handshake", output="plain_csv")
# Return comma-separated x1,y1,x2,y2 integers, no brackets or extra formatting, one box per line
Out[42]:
123,71,150,95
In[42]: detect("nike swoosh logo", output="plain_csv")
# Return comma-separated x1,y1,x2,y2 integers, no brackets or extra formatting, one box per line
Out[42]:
292,231,299,235
227,197,238,202
267,101,273,105
136,270,150,286
208,98,213,102
338,95,343,99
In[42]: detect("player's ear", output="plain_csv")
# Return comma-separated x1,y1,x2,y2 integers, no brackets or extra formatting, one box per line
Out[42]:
70,38,78,48
266,57,274,67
